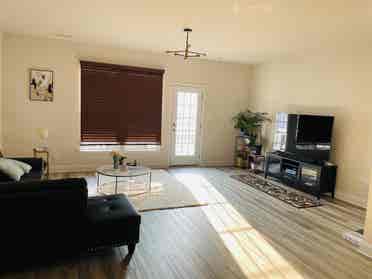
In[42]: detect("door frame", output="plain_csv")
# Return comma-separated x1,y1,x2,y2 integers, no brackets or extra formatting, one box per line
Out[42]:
169,85,205,166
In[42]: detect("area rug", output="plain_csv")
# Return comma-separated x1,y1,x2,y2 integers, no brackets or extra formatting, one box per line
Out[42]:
231,173,321,208
85,170,208,212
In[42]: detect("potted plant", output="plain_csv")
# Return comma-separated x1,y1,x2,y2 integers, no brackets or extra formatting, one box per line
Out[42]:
232,109,271,145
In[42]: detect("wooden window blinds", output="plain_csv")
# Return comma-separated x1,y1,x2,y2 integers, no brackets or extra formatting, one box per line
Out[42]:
80,61,164,145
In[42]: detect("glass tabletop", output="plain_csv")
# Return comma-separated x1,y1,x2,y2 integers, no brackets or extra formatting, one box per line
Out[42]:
96,165,151,177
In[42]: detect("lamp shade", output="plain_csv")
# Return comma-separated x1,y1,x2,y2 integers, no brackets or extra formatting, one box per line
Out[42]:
37,128,49,140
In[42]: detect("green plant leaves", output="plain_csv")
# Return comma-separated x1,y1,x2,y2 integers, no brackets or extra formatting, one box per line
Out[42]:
232,109,271,135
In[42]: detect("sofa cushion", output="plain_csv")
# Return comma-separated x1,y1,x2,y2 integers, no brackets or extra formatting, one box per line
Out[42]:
0,178,88,256
0,158,25,181
10,159,32,173
9,157,43,172
0,178,88,221
0,157,43,183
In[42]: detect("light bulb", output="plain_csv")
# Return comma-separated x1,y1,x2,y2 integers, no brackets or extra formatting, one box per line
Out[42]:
38,128,49,140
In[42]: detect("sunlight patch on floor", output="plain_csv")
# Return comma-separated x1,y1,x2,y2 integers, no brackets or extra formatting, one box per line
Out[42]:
173,171,305,279
171,172,229,204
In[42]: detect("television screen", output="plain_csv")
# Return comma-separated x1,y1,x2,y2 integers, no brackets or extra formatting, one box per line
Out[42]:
296,115,334,144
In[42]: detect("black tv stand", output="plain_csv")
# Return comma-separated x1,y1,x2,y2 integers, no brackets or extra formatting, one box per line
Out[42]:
274,151,323,164
264,152,337,199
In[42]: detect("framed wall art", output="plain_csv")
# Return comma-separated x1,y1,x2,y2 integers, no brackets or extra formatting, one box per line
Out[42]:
29,69,54,102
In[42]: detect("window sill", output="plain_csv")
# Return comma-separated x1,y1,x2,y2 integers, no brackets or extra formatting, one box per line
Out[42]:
80,145,161,152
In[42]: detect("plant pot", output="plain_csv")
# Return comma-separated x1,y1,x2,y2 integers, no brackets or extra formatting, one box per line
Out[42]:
247,134,257,146
236,157,247,168
236,157,243,168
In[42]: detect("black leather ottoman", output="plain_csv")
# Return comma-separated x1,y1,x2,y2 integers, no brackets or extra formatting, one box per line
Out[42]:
85,194,141,254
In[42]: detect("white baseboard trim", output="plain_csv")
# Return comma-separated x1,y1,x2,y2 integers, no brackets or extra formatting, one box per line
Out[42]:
52,164,97,173
334,192,367,208
199,161,234,167
343,231,372,259
52,161,233,173
359,239,372,259
52,163,169,173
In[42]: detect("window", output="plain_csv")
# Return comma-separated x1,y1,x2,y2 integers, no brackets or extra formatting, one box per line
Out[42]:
272,112,288,151
80,61,164,146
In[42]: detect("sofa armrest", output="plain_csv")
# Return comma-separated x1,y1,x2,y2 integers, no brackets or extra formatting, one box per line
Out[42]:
9,157,44,172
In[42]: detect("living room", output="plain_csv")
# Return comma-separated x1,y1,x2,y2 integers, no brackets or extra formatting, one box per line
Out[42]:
1,1,372,278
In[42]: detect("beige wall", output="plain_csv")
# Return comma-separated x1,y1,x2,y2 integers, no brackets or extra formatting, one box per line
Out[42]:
251,54,372,207
2,33,252,172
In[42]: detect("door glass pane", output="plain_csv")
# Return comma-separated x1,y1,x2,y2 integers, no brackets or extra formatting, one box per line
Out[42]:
175,91,198,156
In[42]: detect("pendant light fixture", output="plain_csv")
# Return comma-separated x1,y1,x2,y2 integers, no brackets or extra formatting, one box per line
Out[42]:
166,28,207,60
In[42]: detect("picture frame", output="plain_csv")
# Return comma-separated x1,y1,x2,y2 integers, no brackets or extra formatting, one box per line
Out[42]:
29,69,54,102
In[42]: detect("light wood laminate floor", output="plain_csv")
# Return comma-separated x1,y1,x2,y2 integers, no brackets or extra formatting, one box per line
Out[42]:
1,167,370,279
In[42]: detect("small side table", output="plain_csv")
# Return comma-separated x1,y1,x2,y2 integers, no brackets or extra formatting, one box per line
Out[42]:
33,148,50,178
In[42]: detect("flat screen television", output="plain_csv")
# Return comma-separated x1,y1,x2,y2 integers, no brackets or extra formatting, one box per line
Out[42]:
296,115,334,144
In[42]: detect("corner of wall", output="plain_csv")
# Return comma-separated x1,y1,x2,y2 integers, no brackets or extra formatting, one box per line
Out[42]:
249,63,262,111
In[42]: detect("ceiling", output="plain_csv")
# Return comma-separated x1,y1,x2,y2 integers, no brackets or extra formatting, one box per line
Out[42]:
1,0,372,63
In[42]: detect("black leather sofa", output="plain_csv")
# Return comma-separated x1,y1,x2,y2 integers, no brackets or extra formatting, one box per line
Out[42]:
0,157,44,182
0,177,141,269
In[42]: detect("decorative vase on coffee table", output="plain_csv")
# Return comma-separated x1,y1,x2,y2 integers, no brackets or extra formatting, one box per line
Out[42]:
113,156,119,169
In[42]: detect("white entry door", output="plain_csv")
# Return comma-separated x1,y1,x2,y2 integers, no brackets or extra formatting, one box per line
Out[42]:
170,87,203,166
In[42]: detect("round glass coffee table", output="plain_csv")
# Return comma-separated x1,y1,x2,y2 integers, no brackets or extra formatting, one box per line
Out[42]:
96,165,151,195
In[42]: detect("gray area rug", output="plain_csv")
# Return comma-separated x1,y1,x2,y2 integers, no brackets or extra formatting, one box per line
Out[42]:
231,173,321,208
